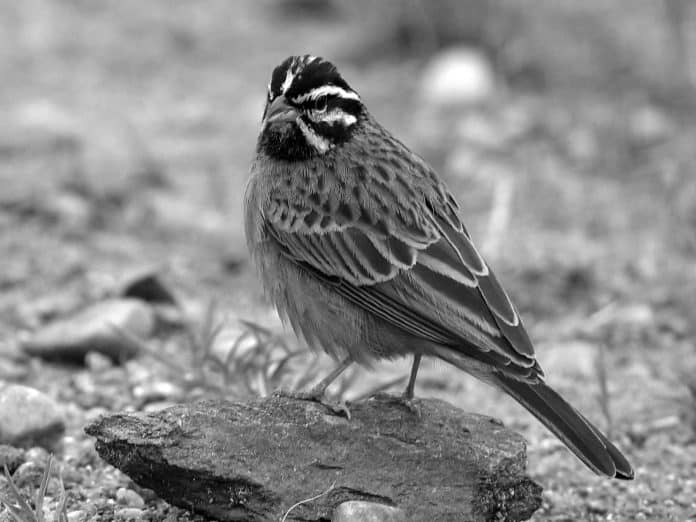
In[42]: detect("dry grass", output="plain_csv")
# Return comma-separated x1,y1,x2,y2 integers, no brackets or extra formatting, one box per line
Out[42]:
0,456,67,522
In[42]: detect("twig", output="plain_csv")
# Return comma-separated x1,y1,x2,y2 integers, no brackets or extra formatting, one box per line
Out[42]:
281,481,336,522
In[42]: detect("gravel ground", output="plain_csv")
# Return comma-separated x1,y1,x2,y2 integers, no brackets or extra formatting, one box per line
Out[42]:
1,2,695,521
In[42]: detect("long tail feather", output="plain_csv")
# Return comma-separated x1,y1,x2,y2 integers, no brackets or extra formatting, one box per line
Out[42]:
493,373,634,479
432,346,633,478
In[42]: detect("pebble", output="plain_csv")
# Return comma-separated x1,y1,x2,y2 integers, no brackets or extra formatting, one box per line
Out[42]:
67,510,87,522
132,381,183,405
114,507,145,520
0,384,65,449
21,298,155,364
25,446,50,464
116,487,145,508
333,501,406,522
0,444,25,474
85,351,114,372
11,461,45,489
119,269,178,306
420,46,495,106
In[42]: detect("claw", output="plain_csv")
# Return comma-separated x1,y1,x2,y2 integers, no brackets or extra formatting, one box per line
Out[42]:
274,388,351,419
369,392,421,417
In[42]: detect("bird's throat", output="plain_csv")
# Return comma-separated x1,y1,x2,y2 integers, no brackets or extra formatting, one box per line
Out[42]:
257,121,318,161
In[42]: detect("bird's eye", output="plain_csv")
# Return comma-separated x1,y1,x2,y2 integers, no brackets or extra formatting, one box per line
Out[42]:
313,96,328,113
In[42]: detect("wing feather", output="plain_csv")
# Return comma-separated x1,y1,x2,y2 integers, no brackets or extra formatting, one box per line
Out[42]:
264,163,539,376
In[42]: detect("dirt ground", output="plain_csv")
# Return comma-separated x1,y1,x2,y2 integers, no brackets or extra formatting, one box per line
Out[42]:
1,1,695,521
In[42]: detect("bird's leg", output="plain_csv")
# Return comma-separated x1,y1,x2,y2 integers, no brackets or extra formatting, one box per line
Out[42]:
274,357,353,418
403,353,422,399
309,357,353,397
370,354,422,416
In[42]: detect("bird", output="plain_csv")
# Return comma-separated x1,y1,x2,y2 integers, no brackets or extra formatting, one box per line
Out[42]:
244,54,634,480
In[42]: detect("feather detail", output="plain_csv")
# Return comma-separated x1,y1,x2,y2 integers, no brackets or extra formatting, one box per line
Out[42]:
261,114,539,377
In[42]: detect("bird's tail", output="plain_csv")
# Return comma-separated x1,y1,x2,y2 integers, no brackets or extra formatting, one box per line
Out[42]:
432,348,633,479
492,373,634,479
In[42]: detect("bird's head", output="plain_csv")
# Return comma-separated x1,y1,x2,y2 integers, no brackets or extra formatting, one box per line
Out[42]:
257,55,365,160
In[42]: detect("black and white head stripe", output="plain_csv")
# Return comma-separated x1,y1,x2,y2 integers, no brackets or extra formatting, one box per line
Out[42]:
262,55,364,156
268,55,360,104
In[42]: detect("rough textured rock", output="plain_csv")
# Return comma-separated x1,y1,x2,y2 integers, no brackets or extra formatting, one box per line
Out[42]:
0,384,65,449
21,298,155,364
85,395,542,521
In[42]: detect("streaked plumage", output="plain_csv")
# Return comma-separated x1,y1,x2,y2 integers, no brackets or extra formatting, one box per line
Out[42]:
244,55,634,479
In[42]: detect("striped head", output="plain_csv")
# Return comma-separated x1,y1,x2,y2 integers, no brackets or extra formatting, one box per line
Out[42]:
258,55,364,160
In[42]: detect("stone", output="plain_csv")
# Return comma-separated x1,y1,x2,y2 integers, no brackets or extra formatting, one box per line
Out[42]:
21,298,155,364
114,507,145,521
119,269,178,306
85,351,114,372
67,511,88,522
0,384,65,450
420,47,495,106
333,501,406,522
116,487,145,509
85,395,542,521
0,445,25,474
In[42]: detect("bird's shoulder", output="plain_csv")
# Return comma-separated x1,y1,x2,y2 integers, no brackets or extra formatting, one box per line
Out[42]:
256,116,461,242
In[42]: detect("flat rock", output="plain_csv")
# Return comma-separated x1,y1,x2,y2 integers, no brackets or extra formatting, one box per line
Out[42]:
0,384,65,449
21,298,155,364
85,395,542,521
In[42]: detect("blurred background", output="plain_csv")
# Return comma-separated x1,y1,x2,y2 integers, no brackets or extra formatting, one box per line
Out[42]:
1,1,695,520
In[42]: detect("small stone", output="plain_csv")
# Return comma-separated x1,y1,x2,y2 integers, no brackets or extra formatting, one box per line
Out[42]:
420,46,495,106
114,507,145,521
116,487,145,508
24,446,50,465
85,351,114,372
0,445,25,474
333,501,406,522
21,298,155,364
143,401,176,413
119,269,178,306
0,384,65,449
132,381,183,405
67,510,87,522
11,461,45,489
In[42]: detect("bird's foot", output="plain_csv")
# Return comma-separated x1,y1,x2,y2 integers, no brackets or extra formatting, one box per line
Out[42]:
369,392,421,417
273,388,351,419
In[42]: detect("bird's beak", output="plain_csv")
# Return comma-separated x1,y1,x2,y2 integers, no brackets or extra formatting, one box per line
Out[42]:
263,96,297,125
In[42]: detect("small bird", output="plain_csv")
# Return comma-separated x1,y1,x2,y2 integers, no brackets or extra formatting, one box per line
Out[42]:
244,55,634,479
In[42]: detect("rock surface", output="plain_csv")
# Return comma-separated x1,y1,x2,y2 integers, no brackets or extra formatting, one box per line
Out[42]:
85,395,542,521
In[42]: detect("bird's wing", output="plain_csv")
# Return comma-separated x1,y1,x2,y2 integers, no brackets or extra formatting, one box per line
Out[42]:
264,166,539,377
